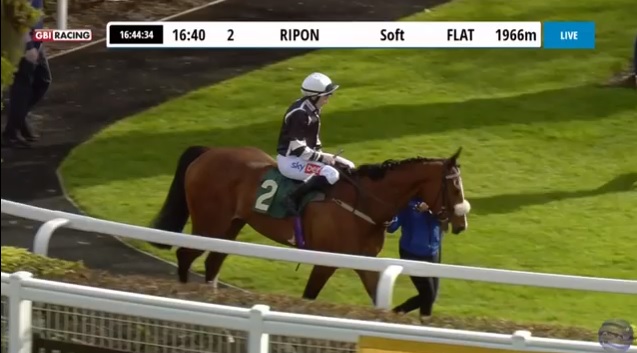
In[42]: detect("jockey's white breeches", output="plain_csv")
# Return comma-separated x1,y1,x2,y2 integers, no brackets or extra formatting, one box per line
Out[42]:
276,154,355,185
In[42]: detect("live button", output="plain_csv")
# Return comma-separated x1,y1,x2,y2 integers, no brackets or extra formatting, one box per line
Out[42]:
543,21,595,49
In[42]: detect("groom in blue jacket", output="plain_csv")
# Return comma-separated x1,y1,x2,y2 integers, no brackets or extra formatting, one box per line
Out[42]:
386,197,443,319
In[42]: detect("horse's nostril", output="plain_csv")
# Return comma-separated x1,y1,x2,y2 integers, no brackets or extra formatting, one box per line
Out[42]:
452,225,466,234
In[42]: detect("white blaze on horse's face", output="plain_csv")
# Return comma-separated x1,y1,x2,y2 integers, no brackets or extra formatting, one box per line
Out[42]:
453,175,471,215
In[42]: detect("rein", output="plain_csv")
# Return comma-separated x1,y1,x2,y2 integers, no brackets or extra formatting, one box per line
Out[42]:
330,157,461,226
323,150,397,225
330,162,399,226
337,165,396,209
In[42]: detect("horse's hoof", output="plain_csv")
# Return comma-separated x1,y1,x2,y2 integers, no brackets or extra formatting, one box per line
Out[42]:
206,279,219,290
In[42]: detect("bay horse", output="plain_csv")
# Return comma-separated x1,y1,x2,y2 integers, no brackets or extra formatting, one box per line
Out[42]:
149,145,470,304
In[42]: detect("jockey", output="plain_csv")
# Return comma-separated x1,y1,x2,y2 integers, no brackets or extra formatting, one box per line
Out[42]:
275,72,355,212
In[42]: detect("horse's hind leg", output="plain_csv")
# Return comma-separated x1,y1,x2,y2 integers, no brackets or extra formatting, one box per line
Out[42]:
176,213,236,284
203,218,246,284
302,265,337,300
355,269,380,306
176,247,205,283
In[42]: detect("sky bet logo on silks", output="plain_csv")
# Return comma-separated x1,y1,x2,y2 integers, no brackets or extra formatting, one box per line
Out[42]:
598,319,635,352
304,163,322,175
290,161,304,172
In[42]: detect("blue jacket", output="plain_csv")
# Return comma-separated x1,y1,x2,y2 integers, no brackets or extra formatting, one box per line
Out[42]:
386,198,441,257
26,0,44,51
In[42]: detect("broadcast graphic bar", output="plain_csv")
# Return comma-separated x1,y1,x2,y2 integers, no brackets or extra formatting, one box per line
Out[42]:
106,21,544,49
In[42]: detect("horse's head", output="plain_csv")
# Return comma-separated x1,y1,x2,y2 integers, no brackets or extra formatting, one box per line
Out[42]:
416,147,471,234
344,149,470,233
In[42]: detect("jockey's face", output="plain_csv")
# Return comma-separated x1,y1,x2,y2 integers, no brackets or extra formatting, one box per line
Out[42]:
316,94,331,108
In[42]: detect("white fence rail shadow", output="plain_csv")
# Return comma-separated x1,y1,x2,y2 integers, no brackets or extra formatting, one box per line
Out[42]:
2,199,636,310
2,271,635,353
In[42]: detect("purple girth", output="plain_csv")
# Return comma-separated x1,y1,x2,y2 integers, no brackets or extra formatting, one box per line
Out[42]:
293,216,306,248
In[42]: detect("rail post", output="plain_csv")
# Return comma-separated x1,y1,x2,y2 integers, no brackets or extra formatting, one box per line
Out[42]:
33,218,70,256
57,0,68,29
248,304,270,353
376,265,404,310
511,330,532,349
8,271,34,353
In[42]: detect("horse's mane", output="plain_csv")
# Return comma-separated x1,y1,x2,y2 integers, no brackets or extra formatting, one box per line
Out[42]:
346,156,446,181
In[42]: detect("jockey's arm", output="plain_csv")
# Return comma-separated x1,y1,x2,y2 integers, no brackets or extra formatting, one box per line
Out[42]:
286,110,328,162
285,111,355,168
320,152,356,169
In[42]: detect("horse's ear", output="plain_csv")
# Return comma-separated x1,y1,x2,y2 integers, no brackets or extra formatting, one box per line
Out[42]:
447,147,462,165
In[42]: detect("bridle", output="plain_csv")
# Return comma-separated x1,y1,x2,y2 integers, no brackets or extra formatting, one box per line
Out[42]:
429,164,462,224
330,159,461,226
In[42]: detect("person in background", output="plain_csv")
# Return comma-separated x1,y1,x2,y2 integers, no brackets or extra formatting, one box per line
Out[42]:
1,0,51,149
385,197,443,320
603,34,637,89
633,36,637,88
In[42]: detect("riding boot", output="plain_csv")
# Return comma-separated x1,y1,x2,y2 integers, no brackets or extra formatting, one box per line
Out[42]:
286,175,329,214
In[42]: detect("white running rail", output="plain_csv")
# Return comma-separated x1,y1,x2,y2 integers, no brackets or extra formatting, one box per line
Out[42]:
57,0,68,29
2,271,634,353
1,198,636,312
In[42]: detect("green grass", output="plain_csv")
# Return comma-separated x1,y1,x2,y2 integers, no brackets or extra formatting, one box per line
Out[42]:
1,246,85,276
60,0,637,330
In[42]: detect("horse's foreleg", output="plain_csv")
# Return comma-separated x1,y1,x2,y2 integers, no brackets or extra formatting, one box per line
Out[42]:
176,247,205,283
302,265,337,300
355,269,380,306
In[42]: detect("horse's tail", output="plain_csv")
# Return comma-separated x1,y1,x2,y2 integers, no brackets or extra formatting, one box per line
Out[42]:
148,145,209,249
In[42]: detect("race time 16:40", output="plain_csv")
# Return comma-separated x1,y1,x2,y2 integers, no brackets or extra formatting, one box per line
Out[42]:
171,28,231,41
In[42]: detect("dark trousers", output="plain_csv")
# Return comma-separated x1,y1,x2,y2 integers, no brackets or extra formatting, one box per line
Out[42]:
392,247,441,317
3,50,52,138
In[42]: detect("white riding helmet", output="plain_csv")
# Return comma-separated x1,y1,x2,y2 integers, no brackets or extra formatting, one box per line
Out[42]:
300,72,339,97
